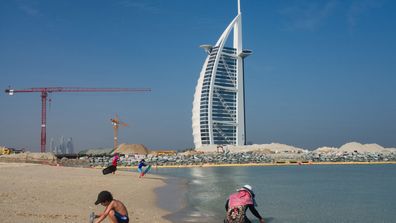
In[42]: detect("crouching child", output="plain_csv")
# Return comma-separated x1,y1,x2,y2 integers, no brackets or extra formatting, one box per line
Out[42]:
93,191,129,223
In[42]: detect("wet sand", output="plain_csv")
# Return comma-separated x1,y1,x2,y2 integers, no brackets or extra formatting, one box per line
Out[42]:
155,176,189,222
0,163,171,223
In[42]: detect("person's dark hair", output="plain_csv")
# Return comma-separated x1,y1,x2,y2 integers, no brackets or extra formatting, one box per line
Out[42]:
95,191,113,205
141,159,145,162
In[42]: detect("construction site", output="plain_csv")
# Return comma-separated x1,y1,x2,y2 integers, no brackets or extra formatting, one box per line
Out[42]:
1,86,159,158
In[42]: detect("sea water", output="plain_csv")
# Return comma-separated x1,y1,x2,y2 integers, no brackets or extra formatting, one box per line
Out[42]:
152,164,396,223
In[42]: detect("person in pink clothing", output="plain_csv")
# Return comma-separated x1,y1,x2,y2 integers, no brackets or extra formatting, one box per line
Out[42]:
224,185,265,223
111,153,120,174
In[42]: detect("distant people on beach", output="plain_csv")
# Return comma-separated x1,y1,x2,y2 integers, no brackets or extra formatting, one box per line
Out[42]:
224,185,265,223
92,190,129,223
138,159,149,178
112,153,120,174
102,153,120,175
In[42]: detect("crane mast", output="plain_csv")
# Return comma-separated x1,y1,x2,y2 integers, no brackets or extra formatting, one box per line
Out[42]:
5,87,151,152
110,114,128,149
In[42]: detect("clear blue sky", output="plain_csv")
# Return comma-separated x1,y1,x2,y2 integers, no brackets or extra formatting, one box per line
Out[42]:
1,0,395,152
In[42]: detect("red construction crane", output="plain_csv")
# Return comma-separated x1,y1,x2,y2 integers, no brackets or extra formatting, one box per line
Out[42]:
110,114,128,149
5,87,151,153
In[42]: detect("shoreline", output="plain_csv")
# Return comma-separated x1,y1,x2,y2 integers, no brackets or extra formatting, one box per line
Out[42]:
0,162,171,223
118,167,189,220
118,161,396,222
155,175,190,222
116,161,396,170
2,160,395,222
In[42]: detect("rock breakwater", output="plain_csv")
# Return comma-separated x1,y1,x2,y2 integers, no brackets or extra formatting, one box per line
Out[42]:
88,150,396,167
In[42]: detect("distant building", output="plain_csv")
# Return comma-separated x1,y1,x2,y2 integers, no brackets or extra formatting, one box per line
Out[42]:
50,136,74,154
192,0,252,148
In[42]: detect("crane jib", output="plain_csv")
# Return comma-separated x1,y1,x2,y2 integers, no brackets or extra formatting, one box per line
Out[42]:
5,86,151,152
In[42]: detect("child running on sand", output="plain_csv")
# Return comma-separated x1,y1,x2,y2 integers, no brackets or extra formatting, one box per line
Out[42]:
93,190,129,223
137,159,147,178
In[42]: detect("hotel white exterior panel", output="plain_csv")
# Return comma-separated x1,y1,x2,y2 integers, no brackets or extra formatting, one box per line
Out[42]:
192,1,251,148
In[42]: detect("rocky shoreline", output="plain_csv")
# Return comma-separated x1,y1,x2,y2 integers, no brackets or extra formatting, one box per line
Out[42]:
87,150,396,168
2,150,396,168
2,142,395,168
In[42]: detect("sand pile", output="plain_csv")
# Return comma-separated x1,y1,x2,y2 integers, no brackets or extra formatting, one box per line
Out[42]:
196,142,396,154
314,142,396,154
313,147,339,153
79,148,113,156
248,143,306,153
339,142,385,153
114,144,149,155
196,143,307,153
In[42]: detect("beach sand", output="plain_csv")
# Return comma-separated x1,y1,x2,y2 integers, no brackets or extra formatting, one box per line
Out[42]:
0,163,171,223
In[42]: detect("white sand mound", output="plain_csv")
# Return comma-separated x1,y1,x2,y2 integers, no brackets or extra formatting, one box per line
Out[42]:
196,142,395,154
383,147,396,153
196,143,307,153
339,142,386,153
246,143,306,153
313,142,395,154
313,147,338,153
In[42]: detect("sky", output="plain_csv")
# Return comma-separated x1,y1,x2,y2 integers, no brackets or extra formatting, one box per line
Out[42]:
1,0,395,152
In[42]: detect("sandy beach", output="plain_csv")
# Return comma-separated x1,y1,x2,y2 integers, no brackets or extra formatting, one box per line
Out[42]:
0,163,171,223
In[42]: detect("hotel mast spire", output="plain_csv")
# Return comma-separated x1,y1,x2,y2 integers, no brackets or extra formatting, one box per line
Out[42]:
192,0,252,148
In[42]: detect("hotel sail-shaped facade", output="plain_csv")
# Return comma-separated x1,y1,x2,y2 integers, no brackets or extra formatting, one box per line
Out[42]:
192,0,252,148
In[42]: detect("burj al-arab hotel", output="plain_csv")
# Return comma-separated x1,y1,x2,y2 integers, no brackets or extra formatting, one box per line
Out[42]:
192,0,252,148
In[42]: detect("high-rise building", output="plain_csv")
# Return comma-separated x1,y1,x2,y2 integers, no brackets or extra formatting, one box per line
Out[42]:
192,0,252,148
50,136,74,154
